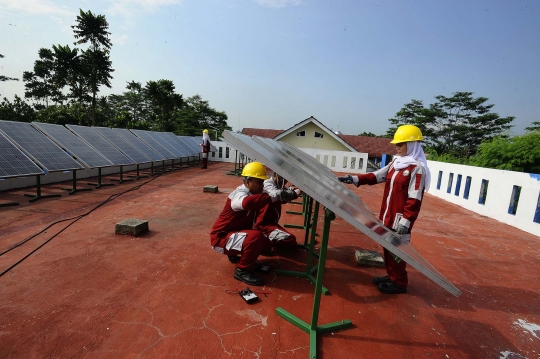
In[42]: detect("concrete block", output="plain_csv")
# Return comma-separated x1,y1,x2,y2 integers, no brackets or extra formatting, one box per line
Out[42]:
355,249,384,267
203,185,218,193
115,218,149,236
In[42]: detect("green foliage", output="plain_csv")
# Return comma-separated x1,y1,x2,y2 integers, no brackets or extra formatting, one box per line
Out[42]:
358,131,378,137
388,92,514,158
469,132,540,173
0,95,35,122
175,94,231,137
525,121,540,132
71,9,114,126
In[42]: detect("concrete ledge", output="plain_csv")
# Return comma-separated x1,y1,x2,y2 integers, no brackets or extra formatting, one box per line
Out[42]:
115,218,149,236
203,185,218,193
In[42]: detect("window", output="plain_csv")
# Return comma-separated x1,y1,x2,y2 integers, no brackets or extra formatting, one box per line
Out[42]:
479,179,489,205
314,131,324,138
454,174,462,196
296,130,306,137
436,171,443,190
463,176,472,199
534,192,540,224
447,173,454,194
508,185,522,215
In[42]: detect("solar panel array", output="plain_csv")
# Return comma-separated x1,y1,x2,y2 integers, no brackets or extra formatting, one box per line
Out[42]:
152,132,185,158
0,120,82,172
32,122,113,168
0,132,44,178
221,130,461,297
93,127,151,164
178,136,202,156
66,124,133,166
164,133,192,156
112,128,164,162
130,129,176,160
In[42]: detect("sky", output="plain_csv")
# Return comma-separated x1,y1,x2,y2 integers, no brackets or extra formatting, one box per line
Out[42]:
1,0,539,135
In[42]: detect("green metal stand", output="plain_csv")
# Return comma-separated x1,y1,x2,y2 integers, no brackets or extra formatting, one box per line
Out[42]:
276,208,352,359
128,164,149,180
0,201,18,207
110,166,134,184
24,174,61,202
227,151,246,176
61,170,93,195
276,201,325,293
88,167,114,188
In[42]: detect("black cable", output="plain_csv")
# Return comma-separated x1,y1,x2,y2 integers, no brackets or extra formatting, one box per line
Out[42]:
0,172,163,278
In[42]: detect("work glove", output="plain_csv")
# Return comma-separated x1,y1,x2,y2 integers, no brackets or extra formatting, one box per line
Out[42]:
337,174,359,186
278,189,296,202
395,223,409,234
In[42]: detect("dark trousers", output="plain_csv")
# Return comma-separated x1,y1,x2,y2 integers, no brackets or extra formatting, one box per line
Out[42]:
383,248,408,288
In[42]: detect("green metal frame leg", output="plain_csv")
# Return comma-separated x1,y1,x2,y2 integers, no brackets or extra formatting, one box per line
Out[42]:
276,207,352,359
24,175,61,202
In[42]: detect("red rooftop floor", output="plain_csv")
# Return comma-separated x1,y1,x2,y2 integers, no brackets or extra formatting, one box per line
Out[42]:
0,162,539,359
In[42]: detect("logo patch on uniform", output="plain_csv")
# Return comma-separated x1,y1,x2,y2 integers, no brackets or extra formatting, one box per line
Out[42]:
402,170,410,176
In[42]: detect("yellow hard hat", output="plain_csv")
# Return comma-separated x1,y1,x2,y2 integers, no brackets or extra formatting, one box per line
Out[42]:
390,124,423,144
203,129,209,134
241,162,268,180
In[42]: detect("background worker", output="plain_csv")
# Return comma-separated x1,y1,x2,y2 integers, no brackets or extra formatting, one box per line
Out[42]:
200,129,211,169
255,172,300,251
210,162,296,286
338,124,431,294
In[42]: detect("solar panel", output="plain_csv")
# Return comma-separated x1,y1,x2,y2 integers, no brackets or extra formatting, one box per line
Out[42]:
112,128,164,162
152,132,186,158
222,130,461,297
175,136,197,156
178,136,201,156
0,120,82,172
163,133,193,156
0,132,44,178
66,124,133,166
32,122,112,168
130,129,176,159
92,127,151,164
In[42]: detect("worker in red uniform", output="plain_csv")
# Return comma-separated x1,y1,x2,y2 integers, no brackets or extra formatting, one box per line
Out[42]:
338,124,431,294
255,172,300,251
210,162,296,286
200,129,211,169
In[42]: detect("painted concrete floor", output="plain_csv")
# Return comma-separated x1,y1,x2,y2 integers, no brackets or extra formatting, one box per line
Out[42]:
0,161,539,359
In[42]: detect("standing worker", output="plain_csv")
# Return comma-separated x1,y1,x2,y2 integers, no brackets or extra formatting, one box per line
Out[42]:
338,124,431,294
200,129,211,169
210,162,296,286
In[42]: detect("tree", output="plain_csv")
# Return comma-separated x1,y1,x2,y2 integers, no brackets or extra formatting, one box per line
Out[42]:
0,95,35,122
0,54,19,87
469,132,540,173
144,80,183,132
525,121,540,132
72,9,114,126
358,132,378,137
387,92,514,158
176,94,231,136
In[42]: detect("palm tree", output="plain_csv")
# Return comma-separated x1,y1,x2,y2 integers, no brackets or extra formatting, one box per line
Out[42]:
72,9,114,126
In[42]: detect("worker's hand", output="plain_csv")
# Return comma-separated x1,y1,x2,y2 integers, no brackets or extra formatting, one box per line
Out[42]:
278,189,296,202
337,174,359,186
396,223,409,234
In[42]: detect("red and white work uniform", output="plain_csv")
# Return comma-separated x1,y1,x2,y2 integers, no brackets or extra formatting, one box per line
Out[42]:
200,133,211,168
356,159,426,288
210,184,277,270
254,177,298,250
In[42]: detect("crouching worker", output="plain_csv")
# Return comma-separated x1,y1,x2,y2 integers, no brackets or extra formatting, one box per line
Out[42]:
210,162,297,286
255,172,299,251
338,124,430,294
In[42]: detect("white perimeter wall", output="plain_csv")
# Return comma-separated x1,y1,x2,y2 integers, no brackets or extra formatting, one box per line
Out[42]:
426,160,540,237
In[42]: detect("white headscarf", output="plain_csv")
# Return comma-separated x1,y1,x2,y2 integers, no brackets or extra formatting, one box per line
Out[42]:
393,141,431,191
202,132,210,144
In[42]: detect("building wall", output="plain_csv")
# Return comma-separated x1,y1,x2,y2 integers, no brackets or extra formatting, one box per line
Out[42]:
278,122,351,151
426,160,540,237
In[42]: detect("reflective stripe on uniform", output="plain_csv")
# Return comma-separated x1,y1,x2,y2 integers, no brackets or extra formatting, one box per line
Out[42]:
225,232,247,251
268,229,290,241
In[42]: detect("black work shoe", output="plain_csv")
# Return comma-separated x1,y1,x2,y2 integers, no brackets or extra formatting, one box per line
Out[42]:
373,276,391,285
234,267,264,286
377,281,407,294
228,255,240,263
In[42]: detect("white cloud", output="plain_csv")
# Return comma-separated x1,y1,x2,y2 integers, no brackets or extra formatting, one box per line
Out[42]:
0,0,71,16
112,33,129,45
253,0,303,8
106,0,183,17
